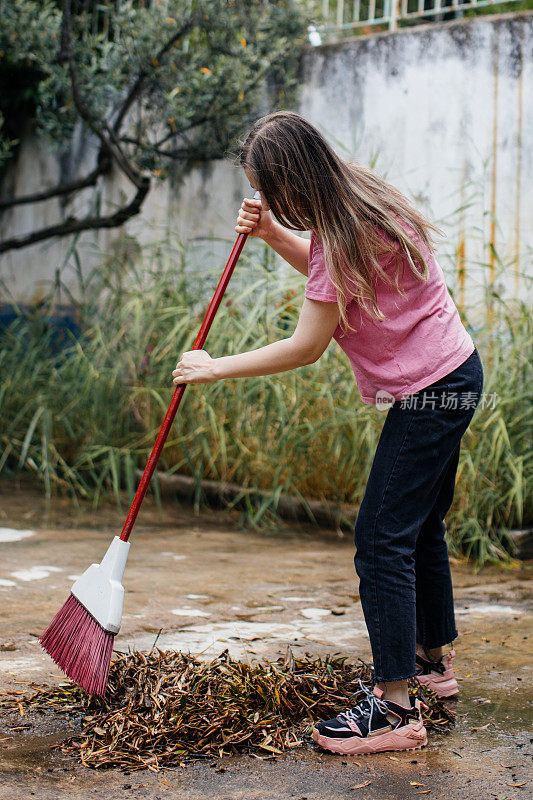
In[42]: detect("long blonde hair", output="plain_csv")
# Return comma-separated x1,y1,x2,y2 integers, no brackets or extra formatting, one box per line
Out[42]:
240,111,443,329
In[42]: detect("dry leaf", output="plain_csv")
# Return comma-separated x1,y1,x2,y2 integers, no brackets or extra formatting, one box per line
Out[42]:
410,782,427,787
471,723,490,731
350,781,371,789
506,783,526,788
259,744,283,754
0,651,454,771
414,791,431,796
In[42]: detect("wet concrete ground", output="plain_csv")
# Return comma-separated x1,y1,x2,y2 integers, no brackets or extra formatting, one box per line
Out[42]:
0,483,531,799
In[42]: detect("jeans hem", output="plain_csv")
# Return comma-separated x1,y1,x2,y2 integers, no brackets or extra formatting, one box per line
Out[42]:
372,671,417,683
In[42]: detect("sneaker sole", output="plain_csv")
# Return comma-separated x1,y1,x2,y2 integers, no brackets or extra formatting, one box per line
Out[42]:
415,674,459,698
311,721,428,755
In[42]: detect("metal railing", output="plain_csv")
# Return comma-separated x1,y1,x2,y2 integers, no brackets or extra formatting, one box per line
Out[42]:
318,0,522,33
69,0,525,40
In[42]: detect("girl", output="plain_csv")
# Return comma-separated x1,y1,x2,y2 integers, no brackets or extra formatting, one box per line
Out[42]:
172,111,484,755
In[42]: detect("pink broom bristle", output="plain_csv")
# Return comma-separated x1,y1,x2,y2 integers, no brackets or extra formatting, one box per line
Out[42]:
40,593,115,697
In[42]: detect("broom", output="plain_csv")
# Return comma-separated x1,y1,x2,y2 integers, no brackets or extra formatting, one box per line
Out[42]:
40,193,261,696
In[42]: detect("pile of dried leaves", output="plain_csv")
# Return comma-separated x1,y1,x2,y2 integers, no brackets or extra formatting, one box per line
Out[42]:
0,650,455,771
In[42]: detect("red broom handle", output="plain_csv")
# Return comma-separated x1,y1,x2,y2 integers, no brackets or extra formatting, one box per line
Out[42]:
119,232,250,542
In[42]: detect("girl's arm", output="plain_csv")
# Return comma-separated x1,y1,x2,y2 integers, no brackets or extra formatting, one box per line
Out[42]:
263,224,310,277
172,297,340,384
236,196,310,276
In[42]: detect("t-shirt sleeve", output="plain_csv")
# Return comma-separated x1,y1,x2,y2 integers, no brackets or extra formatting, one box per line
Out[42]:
304,232,339,303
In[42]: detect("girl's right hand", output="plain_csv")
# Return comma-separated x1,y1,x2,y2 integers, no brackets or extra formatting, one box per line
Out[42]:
235,197,275,240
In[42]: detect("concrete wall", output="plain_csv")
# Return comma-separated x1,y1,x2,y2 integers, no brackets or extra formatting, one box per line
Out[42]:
1,12,531,308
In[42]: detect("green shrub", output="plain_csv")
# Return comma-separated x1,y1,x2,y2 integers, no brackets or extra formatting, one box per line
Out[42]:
0,237,530,563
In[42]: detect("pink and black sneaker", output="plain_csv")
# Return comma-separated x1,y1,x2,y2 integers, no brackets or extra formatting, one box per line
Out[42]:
415,649,458,698
312,680,427,755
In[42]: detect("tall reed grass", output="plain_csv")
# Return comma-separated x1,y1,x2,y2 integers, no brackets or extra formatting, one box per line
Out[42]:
0,236,530,563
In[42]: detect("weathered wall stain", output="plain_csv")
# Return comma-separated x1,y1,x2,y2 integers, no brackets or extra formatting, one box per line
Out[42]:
515,24,524,295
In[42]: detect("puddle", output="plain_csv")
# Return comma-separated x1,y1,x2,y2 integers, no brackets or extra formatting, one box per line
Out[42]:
456,603,524,616
170,607,211,618
134,615,371,660
280,596,320,602
0,724,73,773
161,551,187,560
158,620,299,655
456,682,533,738
10,566,63,582
0,529,35,543
299,607,331,619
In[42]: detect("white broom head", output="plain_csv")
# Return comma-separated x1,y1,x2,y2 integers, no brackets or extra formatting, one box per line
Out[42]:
71,536,130,634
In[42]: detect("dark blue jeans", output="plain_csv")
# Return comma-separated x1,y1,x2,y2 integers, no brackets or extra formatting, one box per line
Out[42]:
354,348,484,682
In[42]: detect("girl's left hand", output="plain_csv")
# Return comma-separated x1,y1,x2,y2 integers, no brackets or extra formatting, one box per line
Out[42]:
172,350,217,385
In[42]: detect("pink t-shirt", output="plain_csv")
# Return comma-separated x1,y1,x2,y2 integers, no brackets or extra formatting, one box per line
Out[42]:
304,225,475,405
